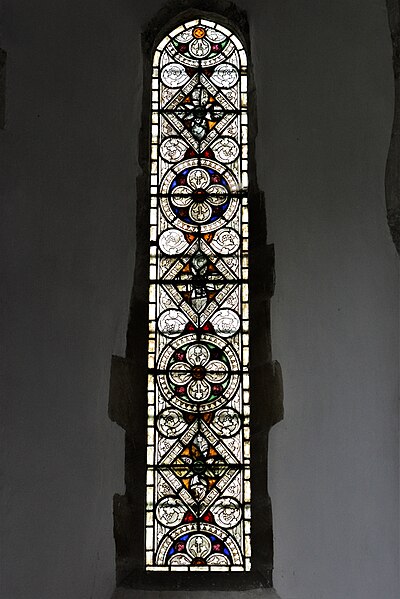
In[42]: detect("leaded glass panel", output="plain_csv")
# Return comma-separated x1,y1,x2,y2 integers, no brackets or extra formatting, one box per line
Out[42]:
146,18,250,572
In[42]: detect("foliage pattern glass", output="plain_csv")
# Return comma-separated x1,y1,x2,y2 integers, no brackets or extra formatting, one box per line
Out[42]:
146,18,250,571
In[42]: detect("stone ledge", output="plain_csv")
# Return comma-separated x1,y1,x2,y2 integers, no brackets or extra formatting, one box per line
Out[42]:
112,588,281,599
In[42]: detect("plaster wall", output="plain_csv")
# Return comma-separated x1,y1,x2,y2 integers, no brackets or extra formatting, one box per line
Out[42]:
261,3,399,599
0,1,398,599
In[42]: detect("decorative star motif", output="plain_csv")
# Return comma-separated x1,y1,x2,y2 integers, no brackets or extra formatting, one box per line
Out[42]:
175,86,225,140
172,433,227,501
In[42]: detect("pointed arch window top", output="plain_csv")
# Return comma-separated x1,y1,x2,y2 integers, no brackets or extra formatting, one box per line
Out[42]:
146,17,251,572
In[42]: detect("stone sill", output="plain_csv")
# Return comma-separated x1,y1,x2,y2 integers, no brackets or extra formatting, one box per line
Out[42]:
112,589,281,598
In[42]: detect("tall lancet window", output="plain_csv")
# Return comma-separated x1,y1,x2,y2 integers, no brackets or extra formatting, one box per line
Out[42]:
146,18,251,572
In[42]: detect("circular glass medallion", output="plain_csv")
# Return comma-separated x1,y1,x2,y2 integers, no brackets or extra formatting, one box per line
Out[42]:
212,497,242,528
189,38,211,58
210,227,240,255
158,309,188,337
211,137,240,164
210,309,240,337
193,26,206,39
160,162,240,233
157,408,187,437
160,137,188,162
156,497,186,527
210,63,239,88
159,228,188,255
157,334,240,412
187,534,212,558
211,408,241,437
161,63,189,87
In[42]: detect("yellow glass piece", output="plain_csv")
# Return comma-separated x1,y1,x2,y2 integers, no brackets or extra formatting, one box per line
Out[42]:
193,26,206,38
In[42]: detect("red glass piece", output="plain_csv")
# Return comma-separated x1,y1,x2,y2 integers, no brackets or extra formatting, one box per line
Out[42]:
184,511,195,523
192,189,207,202
212,384,223,395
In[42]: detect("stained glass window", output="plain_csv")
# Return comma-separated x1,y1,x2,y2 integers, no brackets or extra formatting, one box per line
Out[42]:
145,18,250,572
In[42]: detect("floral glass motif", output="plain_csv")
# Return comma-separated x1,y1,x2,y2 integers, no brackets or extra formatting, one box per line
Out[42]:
146,18,250,572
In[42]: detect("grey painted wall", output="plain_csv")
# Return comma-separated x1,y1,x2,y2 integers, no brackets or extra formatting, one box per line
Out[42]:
262,2,399,599
0,1,398,599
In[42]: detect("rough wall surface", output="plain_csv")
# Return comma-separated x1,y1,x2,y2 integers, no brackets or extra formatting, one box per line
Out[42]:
261,2,399,599
0,1,398,599
0,1,136,597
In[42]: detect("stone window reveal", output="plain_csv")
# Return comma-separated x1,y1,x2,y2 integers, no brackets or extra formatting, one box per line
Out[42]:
110,3,282,591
